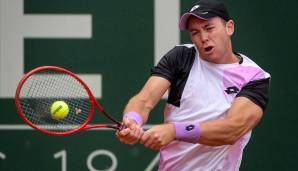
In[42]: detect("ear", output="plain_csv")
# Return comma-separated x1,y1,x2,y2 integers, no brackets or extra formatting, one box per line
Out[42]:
226,20,235,36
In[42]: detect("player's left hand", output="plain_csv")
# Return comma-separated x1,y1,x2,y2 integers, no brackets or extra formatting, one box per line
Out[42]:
140,123,175,150
116,118,144,145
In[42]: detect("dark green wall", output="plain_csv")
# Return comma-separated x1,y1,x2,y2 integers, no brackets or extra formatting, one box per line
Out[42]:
1,0,297,170
227,1,298,170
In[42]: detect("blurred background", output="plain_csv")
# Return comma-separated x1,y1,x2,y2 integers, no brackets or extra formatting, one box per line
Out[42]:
0,0,297,170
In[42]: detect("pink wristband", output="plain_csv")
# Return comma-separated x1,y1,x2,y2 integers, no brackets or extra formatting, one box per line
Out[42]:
123,112,143,126
173,122,200,143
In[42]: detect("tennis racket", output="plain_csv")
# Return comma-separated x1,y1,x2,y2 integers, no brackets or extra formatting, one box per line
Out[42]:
15,66,123,136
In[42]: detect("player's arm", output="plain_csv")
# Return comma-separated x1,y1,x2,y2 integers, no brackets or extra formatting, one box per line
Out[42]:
198,77,270,146
140,78,270,150
123,76,170,124
174,77,270,146
198,96,262,146
117,76,170,145
139,97,263,149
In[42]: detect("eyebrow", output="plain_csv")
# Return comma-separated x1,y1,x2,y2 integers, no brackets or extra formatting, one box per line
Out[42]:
202,22,213,29
189,21,213,32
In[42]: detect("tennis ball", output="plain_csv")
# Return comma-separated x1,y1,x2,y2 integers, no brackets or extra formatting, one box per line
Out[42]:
50,101,69,120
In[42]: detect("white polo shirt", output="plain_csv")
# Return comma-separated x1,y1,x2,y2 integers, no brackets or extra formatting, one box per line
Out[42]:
151,44,271,171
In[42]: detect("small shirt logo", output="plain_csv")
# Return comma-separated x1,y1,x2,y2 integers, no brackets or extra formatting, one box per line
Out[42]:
186,124,195,131
225,86,240,94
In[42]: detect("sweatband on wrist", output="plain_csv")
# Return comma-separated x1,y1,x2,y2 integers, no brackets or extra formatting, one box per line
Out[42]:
123,112,143,126
173,122,200,143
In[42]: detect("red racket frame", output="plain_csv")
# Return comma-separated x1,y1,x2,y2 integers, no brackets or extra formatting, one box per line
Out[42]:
15,66,122,136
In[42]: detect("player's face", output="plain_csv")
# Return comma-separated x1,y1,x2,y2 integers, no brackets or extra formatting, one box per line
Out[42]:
188,17,235,64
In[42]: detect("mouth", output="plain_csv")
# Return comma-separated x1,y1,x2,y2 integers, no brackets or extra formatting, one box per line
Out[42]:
204,46,214,53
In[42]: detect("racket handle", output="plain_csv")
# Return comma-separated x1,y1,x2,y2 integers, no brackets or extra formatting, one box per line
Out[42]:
118,124,127,131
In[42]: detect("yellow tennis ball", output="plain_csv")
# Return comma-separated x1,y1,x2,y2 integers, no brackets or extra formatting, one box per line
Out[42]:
50,101,69,120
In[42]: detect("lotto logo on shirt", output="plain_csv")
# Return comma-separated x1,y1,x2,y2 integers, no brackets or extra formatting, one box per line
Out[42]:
224,86,239,94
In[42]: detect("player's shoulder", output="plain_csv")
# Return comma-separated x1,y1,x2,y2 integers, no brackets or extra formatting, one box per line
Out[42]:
163,44,197,68
151,44,197,84
238,53,258,66
238,53,271,78
172,44,196,54
164,44,197,62
238,53,264,68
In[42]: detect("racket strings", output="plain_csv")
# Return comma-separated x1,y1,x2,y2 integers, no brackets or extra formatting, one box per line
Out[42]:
19,70,91,133
21,75,54,126
29,73,88,129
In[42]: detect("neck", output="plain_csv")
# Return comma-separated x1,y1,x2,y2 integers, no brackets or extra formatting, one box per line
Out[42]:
221,39,239,63
226,51,239,63
219,43,239,64
211,51,239,64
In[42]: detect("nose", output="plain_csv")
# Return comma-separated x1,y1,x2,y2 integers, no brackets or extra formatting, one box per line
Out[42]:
200,31,208,43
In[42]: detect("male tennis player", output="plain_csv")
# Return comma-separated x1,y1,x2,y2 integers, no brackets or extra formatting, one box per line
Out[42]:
117,0,271,170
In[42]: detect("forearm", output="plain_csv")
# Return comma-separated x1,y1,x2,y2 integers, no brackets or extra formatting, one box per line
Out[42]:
123,76,170,125
123,94,153,124
199,118,252,146
173,97,263,146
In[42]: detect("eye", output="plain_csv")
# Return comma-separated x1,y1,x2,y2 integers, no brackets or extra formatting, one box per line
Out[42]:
206,26,214,31
191,31,199,36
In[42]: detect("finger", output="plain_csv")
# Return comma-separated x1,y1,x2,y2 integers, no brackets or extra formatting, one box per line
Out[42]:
144,135,155,148
141,132,156,148
152,146,161,150
146,141,160,150
126,126,142,144
146,132,163,149
125,133,137,144
140,131,149,144
118,128,130,137
117,128,142,145
133,125,142,135
120,135,136,145
124,118,136,129
134,125,144,141
149,141,162,150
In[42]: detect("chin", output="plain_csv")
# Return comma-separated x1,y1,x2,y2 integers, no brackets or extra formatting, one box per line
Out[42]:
201,54,218,63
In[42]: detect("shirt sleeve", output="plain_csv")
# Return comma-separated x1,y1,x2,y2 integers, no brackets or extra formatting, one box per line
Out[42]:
150,46,182,83
236,77,271,111
150,45,196,107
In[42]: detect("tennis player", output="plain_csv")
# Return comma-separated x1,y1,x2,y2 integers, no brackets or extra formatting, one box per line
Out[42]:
117,0,271,170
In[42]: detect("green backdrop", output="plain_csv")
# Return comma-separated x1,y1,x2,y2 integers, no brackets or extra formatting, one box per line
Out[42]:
1,0,297,170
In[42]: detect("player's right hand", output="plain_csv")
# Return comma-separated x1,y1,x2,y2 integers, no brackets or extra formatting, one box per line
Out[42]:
116,118,144,145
